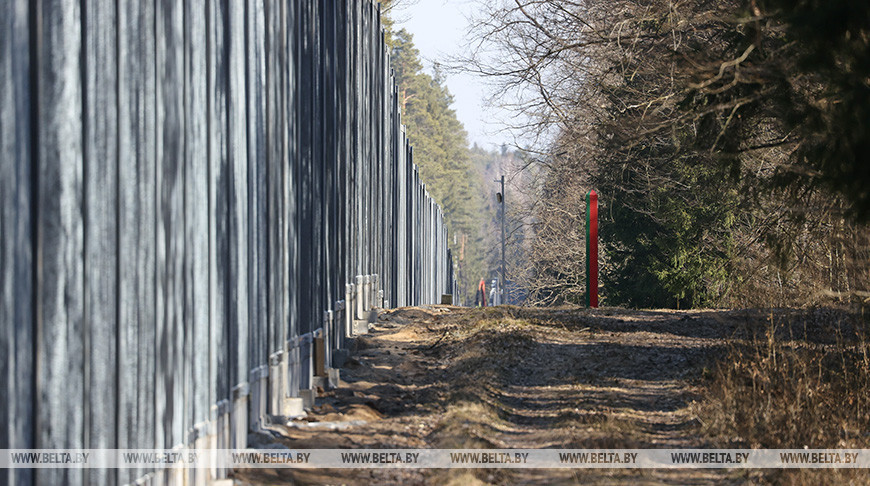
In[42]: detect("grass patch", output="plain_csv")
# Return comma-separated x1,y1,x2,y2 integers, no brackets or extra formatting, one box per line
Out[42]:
698,309,870,483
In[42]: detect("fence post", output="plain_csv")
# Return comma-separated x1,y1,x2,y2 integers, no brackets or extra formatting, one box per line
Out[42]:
345,284,353,337
355,275,364,319
363,275,371,311
372,274,380,307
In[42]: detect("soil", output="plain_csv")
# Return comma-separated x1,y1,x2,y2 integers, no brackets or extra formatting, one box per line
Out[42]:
234,305,776,485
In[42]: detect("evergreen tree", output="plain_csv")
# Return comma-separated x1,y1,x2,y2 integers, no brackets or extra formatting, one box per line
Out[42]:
386,26,488,304
466,0,870,308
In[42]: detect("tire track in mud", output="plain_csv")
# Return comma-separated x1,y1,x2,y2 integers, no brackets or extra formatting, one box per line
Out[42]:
236,306,770,485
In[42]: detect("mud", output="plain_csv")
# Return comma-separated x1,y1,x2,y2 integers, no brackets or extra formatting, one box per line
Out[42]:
234,305,795,485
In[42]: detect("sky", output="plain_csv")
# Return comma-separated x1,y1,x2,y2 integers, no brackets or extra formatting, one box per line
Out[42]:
393,0,504,149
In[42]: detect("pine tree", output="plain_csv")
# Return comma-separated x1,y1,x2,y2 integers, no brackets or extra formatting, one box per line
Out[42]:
386,26,488,304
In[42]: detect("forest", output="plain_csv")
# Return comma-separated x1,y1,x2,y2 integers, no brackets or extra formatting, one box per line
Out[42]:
452,0,870,309
381,9,500,304
387,0,869,309
377,6,870,480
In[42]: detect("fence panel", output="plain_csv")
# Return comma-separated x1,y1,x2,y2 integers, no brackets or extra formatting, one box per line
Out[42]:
0,1,457,484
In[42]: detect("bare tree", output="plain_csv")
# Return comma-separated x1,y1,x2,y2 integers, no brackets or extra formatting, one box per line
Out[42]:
460,0,870,307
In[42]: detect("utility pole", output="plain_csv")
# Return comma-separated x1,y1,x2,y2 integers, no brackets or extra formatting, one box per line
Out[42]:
495,175,506,305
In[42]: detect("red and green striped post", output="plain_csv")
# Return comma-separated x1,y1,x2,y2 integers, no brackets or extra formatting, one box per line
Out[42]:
585,190,598,308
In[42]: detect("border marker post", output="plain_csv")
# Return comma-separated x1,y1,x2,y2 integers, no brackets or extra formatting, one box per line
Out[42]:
585,190,598,308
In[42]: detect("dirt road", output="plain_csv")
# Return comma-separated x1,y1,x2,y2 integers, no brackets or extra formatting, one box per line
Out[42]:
236,305,771,485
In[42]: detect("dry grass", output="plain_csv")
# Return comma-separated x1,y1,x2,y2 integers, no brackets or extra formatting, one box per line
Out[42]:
241,305,870,484
698,307,870,484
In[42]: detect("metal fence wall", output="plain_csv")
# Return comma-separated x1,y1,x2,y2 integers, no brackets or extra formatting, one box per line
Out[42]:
0,0,456,484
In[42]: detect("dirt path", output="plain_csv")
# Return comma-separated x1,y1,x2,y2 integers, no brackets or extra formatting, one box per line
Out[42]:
236,305,767,485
